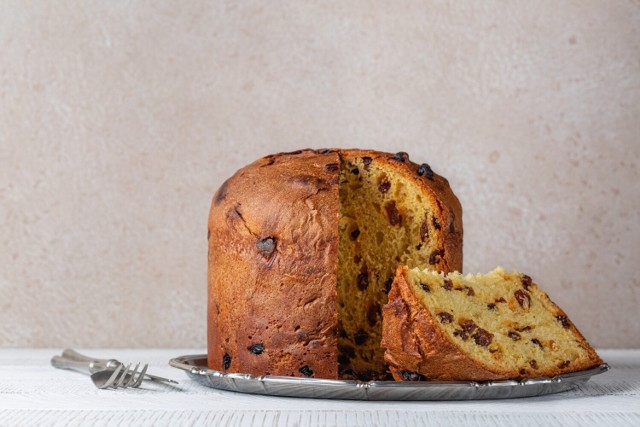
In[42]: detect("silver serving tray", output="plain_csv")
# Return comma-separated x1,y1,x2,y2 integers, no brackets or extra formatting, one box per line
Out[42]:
169,354,609,400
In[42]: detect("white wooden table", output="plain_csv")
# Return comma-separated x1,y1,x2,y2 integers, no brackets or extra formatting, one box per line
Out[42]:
1,349,638,426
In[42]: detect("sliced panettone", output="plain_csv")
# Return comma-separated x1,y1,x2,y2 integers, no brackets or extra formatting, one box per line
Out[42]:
207,149,462,380
382,266,603,381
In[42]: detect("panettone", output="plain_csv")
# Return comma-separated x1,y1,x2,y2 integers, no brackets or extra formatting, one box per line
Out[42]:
207,149,463,380
382,266,603,381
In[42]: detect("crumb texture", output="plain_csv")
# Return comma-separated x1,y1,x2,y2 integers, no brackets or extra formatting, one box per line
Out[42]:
382,267,603,381
337,151,461,380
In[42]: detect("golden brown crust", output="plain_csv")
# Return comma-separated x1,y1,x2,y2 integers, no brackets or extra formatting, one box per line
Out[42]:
207,149,341,378
207,148,464,379
382,266,505,381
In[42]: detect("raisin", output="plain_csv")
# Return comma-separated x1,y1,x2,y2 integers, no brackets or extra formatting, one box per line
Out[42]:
357,271,369,291
522,274,533,290
385,201,402,226
472,329,494,346
354,254,362,264
415,243,423,250
384,277,393,293
558,360,571,369
362,156,373,170
556,315,571,329
514,289,531,309
453,329,468,341
449,222,455,234
339,367,354,376
214,180,229,206
299,365,314,377
329,176,340,185
354,330,369,345
249,343,264,355
338,343,356,358
351,167,359,175
317,149,332,155
529,360,538,369
222,353,232,370
495,297,507,303
516,325,532,332
393,152,409,162
508,331,522,341
350,228,360,240
443,279,453,291
461,320,477,334
487,303,497,310
292,173,332,189
381,371,395,381
367,303,379,326
378,179,391,194
519,368,528,375
437,312,453,324
325,163,339,172
355,369,379,381
256,237,276,256
337,325,347,338
286,150,303,155
401,371,426,381
420,283,431,293
420,221,429,242
429,249,444,265
432,216,441,230
207,229,211,240
417,163,434,180
338,354,351,365
466,287,475,296
531,338,544,349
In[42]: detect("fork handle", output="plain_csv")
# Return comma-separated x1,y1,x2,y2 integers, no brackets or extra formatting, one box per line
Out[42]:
62,349,119,369
51,355,106,373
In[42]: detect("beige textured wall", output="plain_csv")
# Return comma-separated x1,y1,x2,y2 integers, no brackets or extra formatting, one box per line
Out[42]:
1,1,639,349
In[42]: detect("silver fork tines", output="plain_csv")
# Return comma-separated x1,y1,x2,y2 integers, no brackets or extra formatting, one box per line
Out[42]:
110,362,149,389
133,364,149,387
100,364,123,389
125,363,140,387
115,363,133,388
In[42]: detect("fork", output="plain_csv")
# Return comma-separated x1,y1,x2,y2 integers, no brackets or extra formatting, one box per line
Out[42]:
51,355,148,389
61,349,178,384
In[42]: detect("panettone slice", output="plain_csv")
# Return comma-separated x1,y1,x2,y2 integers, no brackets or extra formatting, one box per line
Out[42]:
382,266,603,381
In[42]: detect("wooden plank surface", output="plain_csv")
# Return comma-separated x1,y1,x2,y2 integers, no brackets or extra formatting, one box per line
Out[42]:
1,349,638,426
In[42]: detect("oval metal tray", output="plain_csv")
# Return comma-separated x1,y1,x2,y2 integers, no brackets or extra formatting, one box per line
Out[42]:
169,354,609,401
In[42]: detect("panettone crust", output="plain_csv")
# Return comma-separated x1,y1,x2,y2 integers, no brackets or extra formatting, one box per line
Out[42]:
207,149,341,378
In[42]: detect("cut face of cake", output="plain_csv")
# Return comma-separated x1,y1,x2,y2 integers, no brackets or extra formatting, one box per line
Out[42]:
336,151,462,379
382,266,603,381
